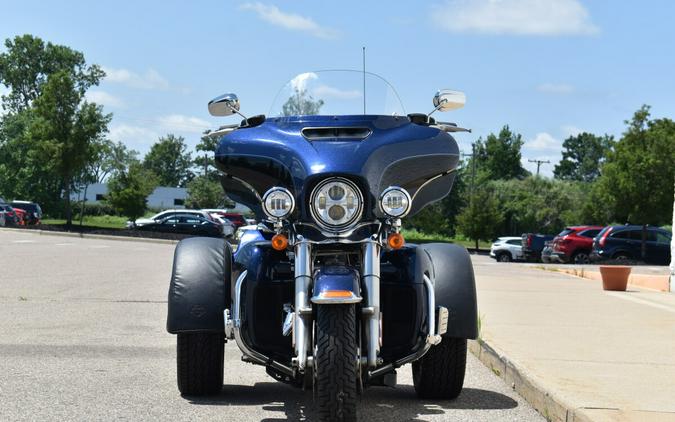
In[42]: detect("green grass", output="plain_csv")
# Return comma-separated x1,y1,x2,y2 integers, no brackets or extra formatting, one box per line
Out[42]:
401,228,491,249
42,215,128,229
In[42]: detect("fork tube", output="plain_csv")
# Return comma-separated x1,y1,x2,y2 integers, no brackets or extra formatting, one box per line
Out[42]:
294,239,312,370
362,240,380,368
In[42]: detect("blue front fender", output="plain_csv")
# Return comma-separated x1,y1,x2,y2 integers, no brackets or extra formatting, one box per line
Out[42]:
311,266,362,304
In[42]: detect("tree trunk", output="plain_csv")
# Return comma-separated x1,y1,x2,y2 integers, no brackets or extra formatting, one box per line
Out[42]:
64,184,72,228
475,238,479,251
79,184,88,228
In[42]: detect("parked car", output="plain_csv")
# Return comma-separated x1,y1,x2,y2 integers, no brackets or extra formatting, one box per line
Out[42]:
521,233,555,262
490,236,524,262
207,214,236,238
201,209,248,229
135,214,223,237
12,208,27,225
551,225,604,264
541,241,554,263
9,200,42,225
592,225,672,265
128,209,214,228
1,202,19,226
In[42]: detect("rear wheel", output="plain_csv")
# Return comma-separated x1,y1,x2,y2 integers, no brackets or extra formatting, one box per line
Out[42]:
613,252,630,261
412,337,467,399
572,251,591,264
315,305,358,422
177,332,224,395
497,253,512,262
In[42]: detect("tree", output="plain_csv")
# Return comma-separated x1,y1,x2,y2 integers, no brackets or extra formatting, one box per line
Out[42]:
590,105,675,225
457,187,504,249
27,70,110,226
193,131,219,180
186,175,227,209
142,134,194,187
281,88,324,116
106,162,158,221
472,126,529,181
553,132,614,182
0,34,104,113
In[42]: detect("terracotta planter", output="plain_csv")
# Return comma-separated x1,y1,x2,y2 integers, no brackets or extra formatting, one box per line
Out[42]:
599,265,631,291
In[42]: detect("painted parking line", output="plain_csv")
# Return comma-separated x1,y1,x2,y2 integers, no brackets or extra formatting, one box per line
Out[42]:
606,291,675,314
55,243,75,246
12,240,35,243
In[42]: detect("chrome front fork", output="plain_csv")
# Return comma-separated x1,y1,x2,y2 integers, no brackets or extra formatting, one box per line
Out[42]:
362,240,381,368
293,239,312,370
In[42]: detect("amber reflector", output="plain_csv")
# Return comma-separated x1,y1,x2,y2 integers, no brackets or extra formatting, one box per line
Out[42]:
271,234,289,251
387,233,405,249
321,290,353,298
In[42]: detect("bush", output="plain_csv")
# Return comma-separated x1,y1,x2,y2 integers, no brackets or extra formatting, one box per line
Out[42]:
73,202,119,217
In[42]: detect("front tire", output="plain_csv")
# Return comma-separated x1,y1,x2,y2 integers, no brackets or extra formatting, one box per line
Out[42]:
177,332,224,395
412,337,467,399
497,252,512,262
315,305,358,422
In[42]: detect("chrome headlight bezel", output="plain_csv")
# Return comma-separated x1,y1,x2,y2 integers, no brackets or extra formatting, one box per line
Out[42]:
379,186,412,218
262,187,295,220
310,177,363,231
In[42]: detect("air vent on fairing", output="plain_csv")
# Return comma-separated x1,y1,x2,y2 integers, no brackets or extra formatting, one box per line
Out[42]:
301,127,372,141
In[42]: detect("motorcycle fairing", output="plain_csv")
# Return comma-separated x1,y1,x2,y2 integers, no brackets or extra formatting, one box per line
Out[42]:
215,115,460,220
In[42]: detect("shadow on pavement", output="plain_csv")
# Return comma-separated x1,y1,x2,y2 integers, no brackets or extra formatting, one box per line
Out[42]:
186,382,518,421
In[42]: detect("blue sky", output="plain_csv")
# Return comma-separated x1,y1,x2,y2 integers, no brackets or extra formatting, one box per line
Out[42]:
1,0,674,176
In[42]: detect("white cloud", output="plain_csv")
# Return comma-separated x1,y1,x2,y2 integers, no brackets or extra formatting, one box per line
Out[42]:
561,125,583,137
102,66,170,90
313,85,362,100
432,0,599,36
109,124,160,147
85,90,125,108
525,132,560,150
537,83,574,94
240,3,339,39
158,114,211,134
290,72,319,92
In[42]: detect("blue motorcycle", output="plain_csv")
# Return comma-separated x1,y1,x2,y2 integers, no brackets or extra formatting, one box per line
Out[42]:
167,70,477,421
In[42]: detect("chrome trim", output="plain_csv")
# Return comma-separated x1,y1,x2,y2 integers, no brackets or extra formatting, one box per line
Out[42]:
309,177,364,232
311,294,362,304
294,240,312,371
232,270,294,376
368,338,431,379
363,240,381,368
423,274,441,346
262,186,295,220
223,309,234,340
292,220,381,241
379,186,412,218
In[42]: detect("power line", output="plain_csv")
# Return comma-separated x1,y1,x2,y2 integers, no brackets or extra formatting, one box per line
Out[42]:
528,159,550,177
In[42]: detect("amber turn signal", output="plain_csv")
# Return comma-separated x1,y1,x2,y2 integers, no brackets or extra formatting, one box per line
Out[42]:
271,234,289,251
387,232,405,249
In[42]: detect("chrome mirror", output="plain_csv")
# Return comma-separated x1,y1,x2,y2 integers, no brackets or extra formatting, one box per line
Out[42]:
208,93,240,117
433,90,466,112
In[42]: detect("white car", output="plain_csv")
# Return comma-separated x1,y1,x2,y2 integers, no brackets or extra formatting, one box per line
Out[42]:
207,214,236,238
128,209,213,229
489,236,524,262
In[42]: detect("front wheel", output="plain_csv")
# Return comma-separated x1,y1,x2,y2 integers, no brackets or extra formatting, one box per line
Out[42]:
315,304,358,422
497,253,512,263
412,337,467,399
177,332,224,395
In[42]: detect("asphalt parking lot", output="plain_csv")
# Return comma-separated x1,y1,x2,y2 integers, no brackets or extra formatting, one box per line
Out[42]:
0,230,542,421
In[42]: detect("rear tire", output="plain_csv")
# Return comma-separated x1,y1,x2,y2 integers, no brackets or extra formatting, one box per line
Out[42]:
412,337,467,399
177,332,224,395
497,253,512,262
613,252,630,261
315,305,358,422
572,251,591,264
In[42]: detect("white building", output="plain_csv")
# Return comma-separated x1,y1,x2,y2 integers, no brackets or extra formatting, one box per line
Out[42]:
72,183,188,209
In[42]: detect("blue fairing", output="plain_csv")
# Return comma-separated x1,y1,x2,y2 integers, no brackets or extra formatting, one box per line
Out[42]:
215,115,459,220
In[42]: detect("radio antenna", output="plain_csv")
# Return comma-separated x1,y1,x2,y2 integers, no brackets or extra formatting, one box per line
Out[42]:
362,46,366,114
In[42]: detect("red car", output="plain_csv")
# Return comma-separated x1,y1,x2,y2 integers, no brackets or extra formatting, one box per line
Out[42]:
551,225,604,264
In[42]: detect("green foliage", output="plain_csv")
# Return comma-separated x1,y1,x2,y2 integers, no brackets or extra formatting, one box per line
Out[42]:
0,34,104,113
472,126,530,182
186,175,226,209
142,134,194,187
75,202,119,217
106,162,159,221
553,132,614,182
193,131,220,180
281,89,324,116
457,187,504,249
589,105,675,225
405,169,466,236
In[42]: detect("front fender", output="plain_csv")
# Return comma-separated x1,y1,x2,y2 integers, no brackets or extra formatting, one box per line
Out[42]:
311,266,362,304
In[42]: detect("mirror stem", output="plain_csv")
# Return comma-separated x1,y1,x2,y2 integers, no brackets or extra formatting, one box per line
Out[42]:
427,99,447,119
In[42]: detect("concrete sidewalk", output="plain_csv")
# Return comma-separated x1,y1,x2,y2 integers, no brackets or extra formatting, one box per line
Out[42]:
471,255,675,422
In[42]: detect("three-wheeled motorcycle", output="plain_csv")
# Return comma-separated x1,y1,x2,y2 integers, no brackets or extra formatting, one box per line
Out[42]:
166,70,478,421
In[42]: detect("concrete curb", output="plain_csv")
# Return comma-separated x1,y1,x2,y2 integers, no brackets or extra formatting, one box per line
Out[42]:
554,267,670,292
0,227,180,245
469,339,592,422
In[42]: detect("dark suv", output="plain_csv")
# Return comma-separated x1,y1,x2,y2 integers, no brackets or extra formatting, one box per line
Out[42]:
521,233,555,262
551,226,604,264
592,225,671,265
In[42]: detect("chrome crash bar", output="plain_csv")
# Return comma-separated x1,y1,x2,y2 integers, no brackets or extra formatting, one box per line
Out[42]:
362,240,381,368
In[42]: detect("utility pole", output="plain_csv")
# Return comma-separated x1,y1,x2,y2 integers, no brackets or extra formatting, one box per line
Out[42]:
462,142,479,250
528,159,550,177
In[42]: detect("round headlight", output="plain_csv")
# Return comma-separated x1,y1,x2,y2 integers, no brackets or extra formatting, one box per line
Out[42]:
380,186,411,218
310,178,363,231
262,187,295,219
